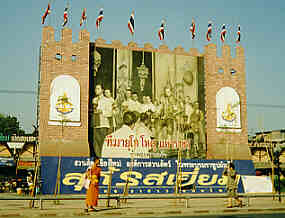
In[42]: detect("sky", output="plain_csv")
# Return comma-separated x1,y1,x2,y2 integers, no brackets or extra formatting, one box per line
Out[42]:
0,0,285,134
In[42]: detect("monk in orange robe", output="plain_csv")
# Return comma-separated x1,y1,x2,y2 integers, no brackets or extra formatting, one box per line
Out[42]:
85,159,101,212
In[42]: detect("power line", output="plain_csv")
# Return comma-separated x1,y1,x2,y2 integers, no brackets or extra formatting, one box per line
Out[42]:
0,90,37,95
1,89,285,109
247,104,285,109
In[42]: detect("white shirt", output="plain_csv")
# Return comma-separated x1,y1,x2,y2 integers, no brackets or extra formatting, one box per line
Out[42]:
122,99,142,113
104,97,114,117
93,95,110,128
141,103,156,113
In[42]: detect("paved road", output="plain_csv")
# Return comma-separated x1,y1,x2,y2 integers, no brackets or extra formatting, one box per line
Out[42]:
143,215,285,218
1,193,285,217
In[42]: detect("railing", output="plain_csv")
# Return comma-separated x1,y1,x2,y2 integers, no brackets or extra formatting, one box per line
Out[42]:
0,193,284,210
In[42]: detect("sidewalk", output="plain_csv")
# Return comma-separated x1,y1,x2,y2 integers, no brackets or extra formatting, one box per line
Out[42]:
0,193,285,217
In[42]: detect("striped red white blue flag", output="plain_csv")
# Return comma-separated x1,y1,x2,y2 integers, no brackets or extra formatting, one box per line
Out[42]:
220,24,226,43
80,8,87,27
128,11,135,35
62,7,68,27
236,25,241,43
158,21,165,40
190,19,196,39
96,8,104,29
42,3,51,24
206,21,212,41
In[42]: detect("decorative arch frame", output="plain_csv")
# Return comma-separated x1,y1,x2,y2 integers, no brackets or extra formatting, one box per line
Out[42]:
216,86,241,132
48,75,81,126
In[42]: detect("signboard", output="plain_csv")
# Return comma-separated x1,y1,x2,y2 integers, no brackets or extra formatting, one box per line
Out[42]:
10,136,36,142
7,142,25,149
241,176,273,193
0,136,9,141
40,157,255,194
90,47,207,159
0,136,36,142
0,157,15,167
18,160,35,169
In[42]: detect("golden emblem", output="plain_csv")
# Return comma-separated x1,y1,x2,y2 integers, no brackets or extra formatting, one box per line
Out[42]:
56,92,74,115
222,103,237,122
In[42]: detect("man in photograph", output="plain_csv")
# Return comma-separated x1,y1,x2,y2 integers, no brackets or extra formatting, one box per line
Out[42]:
92,84,110,158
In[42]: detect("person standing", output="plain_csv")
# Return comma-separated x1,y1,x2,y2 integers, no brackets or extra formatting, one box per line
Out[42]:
92,84,110,158
104,89,116,133
121,89,134,113
26,172,34,196
190,101,206,156
223,162,242,208
158,87,177,140
85,159,101,212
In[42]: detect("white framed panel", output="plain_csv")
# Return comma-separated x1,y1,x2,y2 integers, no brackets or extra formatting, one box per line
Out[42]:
216,87,241,132
48,75,81,126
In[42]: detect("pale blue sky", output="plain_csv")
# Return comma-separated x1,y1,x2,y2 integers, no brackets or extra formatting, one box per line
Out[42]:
0,0,284,134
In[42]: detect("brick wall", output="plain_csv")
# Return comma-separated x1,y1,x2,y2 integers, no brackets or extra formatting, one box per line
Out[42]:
39,26,90,157
204,44,251,160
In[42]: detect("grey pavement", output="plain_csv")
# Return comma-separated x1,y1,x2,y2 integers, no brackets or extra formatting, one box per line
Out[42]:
1,193,285,217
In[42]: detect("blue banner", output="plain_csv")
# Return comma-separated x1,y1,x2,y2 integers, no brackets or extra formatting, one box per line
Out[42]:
0,157,15,167
40,156,255,195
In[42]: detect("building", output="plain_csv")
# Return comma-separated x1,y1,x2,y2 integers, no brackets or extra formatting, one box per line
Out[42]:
39,26,251,161
249,129,285,173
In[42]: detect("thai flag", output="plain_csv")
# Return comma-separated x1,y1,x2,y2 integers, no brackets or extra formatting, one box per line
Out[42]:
62,7,68,27
42,3,51,24
206,21,212,41
96,8,104,29
190,19,196,39
128,11,135,34
220,24,226,43
158,21,165,40
236,25,241,43
80,8,87,27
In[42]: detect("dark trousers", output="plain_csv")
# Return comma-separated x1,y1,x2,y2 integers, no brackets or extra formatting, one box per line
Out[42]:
93,127,108,158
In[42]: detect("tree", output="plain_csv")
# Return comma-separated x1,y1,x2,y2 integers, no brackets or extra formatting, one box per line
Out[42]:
0,113,25,136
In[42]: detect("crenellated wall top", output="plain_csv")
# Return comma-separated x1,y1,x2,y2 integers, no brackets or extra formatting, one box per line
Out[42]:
204,43,244,60
41,26,244,59
41,26,90,45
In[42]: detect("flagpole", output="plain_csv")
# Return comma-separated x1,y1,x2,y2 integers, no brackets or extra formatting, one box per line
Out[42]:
190,18,195,49
48,2,52,27
131,32,134,42
96,23,101,39
49,0,53,26
67,1,70,29
99,23,103,39
162,18,166,45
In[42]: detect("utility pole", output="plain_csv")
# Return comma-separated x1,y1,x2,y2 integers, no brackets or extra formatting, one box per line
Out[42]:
273,145,282,202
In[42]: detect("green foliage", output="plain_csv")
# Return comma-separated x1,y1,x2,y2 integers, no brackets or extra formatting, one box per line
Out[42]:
0,113,25,136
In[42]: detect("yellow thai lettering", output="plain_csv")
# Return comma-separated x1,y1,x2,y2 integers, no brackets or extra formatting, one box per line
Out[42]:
166,174,176,185
178,168,200,187
143,171,168,186
116,171,142,187
197,174,218,185
217,175,228,185
62,173,84,191
101,167,120,185
101,172,111,185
